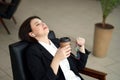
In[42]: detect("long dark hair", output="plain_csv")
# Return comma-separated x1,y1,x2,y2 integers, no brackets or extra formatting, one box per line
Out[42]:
18,16,41,42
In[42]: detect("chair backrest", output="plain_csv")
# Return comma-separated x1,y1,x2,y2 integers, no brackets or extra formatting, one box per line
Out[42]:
9,41,29,80
9,30,56,80
0,0,21,19
0,2,9,14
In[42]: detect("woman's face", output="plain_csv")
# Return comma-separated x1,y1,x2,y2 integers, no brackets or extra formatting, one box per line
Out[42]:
29,18,49,37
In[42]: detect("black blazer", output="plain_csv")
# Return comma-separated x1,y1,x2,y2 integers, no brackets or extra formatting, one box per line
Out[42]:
25,39,90,80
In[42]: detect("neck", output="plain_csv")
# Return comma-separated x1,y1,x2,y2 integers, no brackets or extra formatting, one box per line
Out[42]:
36,36,50,45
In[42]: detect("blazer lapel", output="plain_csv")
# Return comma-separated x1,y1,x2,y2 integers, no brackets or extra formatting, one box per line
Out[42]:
36,43,53,61
35,39,60,61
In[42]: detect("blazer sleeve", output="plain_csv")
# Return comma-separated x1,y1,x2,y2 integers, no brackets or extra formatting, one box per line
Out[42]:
26,45,58,80
71,49,91,70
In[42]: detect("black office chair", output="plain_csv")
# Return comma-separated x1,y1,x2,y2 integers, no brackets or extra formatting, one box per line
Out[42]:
0,0,21,34
9,30,107,80
9,30,57,80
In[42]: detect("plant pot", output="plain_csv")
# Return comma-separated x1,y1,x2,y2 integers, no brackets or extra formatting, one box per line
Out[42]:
93,23,114,57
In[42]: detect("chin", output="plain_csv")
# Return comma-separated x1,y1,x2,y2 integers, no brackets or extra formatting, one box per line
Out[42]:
47,29,49,33
45,29,49,35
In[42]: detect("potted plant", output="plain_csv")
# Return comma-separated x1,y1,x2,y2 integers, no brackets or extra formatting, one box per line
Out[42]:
93,0,120,57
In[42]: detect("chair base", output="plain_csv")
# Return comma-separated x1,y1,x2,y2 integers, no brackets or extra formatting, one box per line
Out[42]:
0,17,10,34
0,16,17,34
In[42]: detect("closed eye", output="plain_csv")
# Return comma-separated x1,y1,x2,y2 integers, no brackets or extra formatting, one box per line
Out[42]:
36,23,42,26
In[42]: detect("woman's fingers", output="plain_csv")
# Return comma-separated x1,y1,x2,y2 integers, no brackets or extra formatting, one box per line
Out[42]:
62,45,71,54
76,37,85,46
55,45,71,61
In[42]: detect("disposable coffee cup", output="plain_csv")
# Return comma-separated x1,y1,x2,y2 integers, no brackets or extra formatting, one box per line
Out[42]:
60,37,71,48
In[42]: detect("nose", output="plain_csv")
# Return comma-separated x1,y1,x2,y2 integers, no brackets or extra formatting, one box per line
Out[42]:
42,22,46,26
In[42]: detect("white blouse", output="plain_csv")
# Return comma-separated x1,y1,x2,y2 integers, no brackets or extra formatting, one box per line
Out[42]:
39,40,81,80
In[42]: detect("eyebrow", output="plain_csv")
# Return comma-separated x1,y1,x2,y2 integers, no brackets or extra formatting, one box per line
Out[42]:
34,22,39,25
34,21,42,25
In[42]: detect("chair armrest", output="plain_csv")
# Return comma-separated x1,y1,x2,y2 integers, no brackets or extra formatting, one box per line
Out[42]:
79,67,107,80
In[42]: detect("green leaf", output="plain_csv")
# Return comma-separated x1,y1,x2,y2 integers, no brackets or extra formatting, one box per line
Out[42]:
101,0,120,19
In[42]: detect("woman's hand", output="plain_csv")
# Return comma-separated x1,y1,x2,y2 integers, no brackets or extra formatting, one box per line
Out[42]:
76,37,85,47
55,45,71,61
76,37,85,53
50,45,71,75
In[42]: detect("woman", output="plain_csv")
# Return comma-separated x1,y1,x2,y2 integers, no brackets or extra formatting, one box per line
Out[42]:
18,16,90,80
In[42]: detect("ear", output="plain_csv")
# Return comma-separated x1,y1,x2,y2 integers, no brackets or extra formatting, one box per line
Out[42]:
29,32,36,37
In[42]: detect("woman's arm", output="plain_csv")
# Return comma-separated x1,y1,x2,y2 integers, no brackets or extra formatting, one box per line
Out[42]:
72,37,90,69
26,43,71,80
51,45,71,75
76,49,90,69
